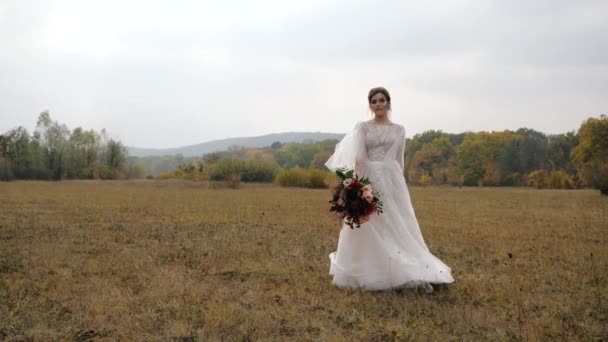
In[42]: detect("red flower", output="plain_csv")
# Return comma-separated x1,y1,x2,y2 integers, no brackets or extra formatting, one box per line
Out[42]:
367,204,377,215
328,167,384,229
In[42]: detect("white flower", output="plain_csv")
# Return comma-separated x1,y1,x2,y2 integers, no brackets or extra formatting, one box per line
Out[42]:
362,185,372,192
342,179,353,187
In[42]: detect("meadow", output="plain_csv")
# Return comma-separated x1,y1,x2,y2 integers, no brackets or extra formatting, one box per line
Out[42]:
0,180,606,340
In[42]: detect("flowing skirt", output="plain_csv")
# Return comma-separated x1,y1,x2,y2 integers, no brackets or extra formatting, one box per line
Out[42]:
329,159,454,292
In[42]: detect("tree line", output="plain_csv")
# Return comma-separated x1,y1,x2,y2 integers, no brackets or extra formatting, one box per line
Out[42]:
403,115,607,195
2,112,606,194
0,111,142,180
164,114,607,194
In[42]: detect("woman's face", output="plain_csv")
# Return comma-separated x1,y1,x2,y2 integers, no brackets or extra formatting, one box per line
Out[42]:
370,92,389,118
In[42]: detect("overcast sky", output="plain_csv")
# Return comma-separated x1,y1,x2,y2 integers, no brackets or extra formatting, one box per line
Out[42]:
1,0,607,148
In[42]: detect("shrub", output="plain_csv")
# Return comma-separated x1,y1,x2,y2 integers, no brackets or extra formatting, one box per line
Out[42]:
527,169,576,189
275,167,332,188
275,167,310,187
308,169,329,188
528,170,548,189
419,172,432,187
500,172,522,186
208,158,244,181
547,170,574,189
206,158,279,183
241,159,279,182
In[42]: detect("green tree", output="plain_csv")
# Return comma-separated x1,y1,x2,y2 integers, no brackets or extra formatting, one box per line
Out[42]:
404,130,447,173
515,128,549,174
310,151,332,169
547,131,579,174
35,111,70,180
456,131,516,186
105,139,128,179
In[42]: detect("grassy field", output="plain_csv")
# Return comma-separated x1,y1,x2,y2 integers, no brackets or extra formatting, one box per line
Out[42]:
0,180,606,341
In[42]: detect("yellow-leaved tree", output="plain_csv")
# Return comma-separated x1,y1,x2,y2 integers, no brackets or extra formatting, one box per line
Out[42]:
571,115,608,195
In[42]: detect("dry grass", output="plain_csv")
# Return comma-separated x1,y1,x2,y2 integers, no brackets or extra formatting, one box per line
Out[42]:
0,180,606,341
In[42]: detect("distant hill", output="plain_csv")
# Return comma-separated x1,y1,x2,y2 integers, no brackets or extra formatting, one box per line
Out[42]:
126,131,345,157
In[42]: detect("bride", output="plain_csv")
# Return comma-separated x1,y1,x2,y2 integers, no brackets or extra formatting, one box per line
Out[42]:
325,87,455,293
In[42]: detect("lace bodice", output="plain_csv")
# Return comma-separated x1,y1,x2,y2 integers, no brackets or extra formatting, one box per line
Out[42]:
361,121,404,161
324,119,407,175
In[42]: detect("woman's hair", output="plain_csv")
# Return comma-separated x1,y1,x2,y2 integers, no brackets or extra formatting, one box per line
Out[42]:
368,86,391,111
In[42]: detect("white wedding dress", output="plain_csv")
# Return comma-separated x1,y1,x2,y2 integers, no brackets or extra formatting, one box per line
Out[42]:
325,120,454,292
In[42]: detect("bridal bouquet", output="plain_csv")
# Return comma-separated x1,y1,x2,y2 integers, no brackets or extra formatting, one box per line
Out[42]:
329,167,383,229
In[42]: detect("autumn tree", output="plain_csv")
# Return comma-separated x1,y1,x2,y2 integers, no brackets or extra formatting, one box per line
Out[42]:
571,115,608,195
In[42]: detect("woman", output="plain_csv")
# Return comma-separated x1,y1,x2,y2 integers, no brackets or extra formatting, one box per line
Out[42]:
325,87,454,293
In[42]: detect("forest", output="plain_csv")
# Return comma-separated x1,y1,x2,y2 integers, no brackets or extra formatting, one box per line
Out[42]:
1,112,607,194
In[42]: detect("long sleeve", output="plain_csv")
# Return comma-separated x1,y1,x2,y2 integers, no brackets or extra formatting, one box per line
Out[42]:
396,126,406,173
325,121,367,174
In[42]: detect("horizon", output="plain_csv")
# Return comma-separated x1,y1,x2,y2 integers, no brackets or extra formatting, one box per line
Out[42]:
127,122,587,150
3,112,592,150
